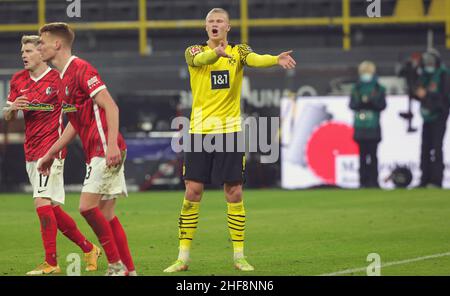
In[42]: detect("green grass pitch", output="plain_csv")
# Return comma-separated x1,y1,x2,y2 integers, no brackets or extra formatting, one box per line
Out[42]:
0,189,450,276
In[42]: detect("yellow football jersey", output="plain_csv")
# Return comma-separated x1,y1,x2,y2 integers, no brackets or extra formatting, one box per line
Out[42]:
185,43,253,134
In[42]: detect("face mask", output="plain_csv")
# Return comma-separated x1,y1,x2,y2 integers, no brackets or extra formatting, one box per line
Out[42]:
360,73,373,83
424,66,435,74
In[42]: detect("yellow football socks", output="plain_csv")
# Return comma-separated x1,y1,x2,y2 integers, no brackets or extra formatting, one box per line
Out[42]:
178,198,200,261
227,201,246,259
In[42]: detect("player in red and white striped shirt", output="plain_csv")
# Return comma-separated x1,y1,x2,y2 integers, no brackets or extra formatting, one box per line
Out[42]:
37,23,135,276
3,35,101,275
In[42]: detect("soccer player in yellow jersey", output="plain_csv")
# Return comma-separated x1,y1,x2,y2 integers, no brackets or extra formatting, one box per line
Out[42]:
164,8,296,272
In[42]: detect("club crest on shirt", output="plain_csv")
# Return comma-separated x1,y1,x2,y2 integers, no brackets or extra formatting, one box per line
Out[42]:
45,87,52,95
190,46,201,56
228,55,237,66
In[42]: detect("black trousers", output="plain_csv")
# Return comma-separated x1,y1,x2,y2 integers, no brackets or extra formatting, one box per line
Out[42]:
420,114,448,187
357,140,379,188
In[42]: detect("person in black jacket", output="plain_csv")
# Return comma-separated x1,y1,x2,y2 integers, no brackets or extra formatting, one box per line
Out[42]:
350,61,387,188
414,49,448,188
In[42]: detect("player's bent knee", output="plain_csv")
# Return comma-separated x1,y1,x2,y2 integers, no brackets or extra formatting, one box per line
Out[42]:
224,183,243,202
99,208,115,221
97,199,116,221
79,193,102,213
102,213,115,221
79,205,94,213
185,189,202,202
34,197,52,208
226,194,243,203
79,202,99,213
185,181,204,202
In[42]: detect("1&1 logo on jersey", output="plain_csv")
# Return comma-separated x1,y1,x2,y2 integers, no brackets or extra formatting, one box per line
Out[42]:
211,70,230,90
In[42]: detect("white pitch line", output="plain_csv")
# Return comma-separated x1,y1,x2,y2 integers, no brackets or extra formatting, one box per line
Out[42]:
320,252,450,276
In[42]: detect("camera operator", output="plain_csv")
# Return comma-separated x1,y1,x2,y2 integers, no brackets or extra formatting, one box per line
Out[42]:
414,49,449,188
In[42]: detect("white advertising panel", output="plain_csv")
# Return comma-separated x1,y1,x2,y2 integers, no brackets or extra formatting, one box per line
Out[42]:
281,96,450,189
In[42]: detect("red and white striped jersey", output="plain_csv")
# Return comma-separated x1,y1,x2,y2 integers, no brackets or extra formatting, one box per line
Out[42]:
7,68,66,161
58,56,126,164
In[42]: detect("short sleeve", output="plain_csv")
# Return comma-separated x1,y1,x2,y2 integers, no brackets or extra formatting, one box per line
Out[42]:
79,64,107,98
185,45,204,67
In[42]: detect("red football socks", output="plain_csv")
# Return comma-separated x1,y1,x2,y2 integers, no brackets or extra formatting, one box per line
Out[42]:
36,205,58,266
81,207,120,263
109,216,135,272
52,205,93,253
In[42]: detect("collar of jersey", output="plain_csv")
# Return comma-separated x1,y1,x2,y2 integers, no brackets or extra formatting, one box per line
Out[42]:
30,66,52,82
60,55,78,79
204,42,235,51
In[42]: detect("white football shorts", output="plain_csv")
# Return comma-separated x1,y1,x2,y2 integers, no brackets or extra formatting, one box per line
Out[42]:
26,158,65,205
81,154,128,200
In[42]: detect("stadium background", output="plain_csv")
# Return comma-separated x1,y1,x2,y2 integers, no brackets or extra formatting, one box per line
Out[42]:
1,0,450,276
1,0,449,192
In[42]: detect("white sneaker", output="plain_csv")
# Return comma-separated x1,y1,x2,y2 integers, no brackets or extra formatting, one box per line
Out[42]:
105,261,128,276
128,270,138,276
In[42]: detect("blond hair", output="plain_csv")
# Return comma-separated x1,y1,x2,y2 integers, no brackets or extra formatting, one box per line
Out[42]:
206,8,230,21
21,35,40,46
358,61,376,75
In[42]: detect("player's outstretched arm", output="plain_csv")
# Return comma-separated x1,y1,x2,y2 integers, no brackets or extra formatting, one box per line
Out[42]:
277,50,296,69
38,122,77,176
245,50,296,69
93,88,121,167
